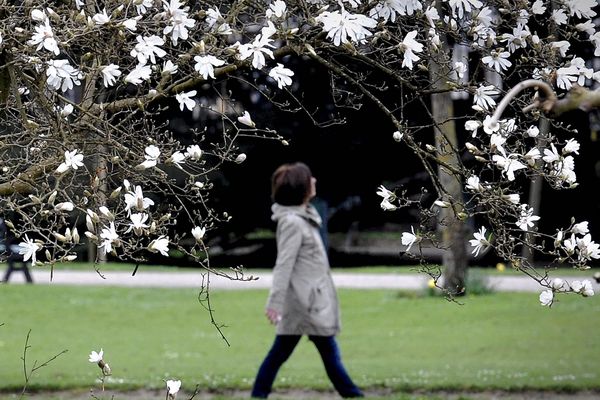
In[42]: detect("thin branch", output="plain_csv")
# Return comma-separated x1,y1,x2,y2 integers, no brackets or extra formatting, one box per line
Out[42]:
19,330,68,399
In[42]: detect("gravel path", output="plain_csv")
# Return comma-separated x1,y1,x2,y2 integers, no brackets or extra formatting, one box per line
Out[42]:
3,269,598,293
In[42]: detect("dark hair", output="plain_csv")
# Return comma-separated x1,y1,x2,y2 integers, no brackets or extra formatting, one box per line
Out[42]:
271,162,312,206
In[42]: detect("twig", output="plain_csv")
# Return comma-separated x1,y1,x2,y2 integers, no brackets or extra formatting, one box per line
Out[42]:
198,273,230,347
19,329,68,399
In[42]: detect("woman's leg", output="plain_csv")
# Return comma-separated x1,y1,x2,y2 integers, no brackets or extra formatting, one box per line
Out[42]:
251,335,302,398
309,335,364,398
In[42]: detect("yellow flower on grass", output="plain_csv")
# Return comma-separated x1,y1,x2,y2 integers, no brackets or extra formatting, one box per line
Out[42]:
427,278,435,289
496,263,506,272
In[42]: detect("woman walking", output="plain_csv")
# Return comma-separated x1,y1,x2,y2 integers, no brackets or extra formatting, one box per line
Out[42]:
251,162,364,399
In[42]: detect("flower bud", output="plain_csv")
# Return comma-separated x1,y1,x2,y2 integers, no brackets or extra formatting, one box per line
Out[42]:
235,153,247,164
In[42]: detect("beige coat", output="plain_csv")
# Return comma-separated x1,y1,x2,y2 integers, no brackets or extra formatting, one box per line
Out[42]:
266,203,341,336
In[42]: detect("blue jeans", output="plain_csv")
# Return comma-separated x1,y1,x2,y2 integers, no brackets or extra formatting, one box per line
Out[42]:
251,335,364,398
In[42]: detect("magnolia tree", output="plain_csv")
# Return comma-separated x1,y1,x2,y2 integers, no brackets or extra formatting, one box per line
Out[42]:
0,0,599,307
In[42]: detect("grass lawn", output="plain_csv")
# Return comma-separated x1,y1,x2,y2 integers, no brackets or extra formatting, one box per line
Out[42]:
1,285,599,397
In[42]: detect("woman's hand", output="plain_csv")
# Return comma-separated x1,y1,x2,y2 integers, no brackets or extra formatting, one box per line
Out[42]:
265,308,282,325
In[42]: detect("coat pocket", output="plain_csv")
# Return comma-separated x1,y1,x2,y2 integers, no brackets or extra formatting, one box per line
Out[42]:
308,278,330,313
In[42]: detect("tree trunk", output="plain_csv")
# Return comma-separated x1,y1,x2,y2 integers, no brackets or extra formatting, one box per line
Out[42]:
429,12,468,295
430,86,468,295
522,116,549,263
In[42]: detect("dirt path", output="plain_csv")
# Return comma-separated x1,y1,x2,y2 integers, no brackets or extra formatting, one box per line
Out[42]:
11,388,600,399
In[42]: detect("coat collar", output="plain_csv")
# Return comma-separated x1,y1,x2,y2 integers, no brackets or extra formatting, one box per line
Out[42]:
271,203,322,227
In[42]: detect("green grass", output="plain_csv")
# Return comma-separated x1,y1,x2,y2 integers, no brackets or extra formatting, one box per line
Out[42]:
1,286,599,396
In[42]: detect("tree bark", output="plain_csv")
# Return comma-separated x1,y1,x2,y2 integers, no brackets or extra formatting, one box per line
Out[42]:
430,85,468,295
429,9,468,295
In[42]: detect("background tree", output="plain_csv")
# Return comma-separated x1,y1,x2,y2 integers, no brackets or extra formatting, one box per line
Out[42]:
0,0,598,306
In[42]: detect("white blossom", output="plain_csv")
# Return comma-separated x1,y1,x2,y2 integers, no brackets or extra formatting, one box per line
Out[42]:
56,149,84,173
149,235,170,256
88,349,103,363
193,55,225,79
167,151,186,167
166,379,181,398
28,19,59,55
315,9,377,46
393,131,403,142
130,35,166,65
124,185,155,215
99,222,119,255
99,206,114,220
572,221,589,235
185,145,202,160
60,104,74,118
576,234,600,261
92,8,110,25
55,202,74,212
481,50,512,73
516,205,540,231
473,84,498,111
465,120,482,136
18,235,42,265
163,2,196,46
465,175,483,191
552,9,568,25
563,139,580,155
542,143,560,164
124,64,152,85
266,0,287,19
565,0,597,19
101,64,121,88
424,6,440,27
501,24,530,54
369,0,422,23
503,194,520,204
576,20,596,36
531,0,546,15
46,60,82,92
205,7,223,28
191,226,206,241
469,226,489,257
135,0,154,14
268,64,294,89
581,280,595,297
126,213,149,235
447,0,483,19
401,226,419,252
162,60,178,75
539,290,553,306
138,145,160,169
399,30,424,70
237,34,275,69
175,90,197,111
551,41,571,58
526,126,539,138
376,184,395,200
482,115,500,134
524,148,541,167
380,198,397,211
492,149,526,181
237,111,255,127
551,278,565,291
31,9,47,22
122,17,140,31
